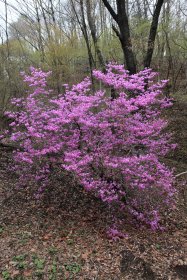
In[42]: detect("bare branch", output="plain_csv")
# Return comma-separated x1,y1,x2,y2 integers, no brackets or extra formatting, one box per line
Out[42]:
102,0,118,22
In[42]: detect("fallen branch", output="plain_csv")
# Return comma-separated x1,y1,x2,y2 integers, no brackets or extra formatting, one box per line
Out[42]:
175,171,187,178
0,142,20,150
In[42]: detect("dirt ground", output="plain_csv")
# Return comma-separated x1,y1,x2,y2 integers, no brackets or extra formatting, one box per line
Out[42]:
0,96,187,280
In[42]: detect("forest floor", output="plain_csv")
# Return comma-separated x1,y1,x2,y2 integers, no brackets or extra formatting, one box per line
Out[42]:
0,94,187,280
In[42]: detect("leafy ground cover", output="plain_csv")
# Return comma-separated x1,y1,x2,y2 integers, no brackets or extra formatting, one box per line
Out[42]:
0,96,187,280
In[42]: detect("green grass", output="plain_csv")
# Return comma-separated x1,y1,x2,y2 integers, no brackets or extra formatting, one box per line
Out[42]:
12,254,27,270
2,271,10,280
64,262,81,275
0,225,4,234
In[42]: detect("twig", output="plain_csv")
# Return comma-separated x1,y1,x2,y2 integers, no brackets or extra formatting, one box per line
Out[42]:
175,171,187,178
0,142,20,150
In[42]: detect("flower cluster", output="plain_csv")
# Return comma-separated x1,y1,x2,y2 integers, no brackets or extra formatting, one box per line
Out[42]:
6,64,176,229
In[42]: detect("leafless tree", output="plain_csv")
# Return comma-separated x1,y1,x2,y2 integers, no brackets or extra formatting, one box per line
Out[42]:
86,0,105,70
102,0,165,73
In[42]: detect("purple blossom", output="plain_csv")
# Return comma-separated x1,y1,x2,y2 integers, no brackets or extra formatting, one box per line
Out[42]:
5,63,177,230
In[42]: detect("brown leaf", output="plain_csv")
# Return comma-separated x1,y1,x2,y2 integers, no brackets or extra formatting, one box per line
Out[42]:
43,233,52,240
23,269,32,277
81,250,90,260
11,270,20,277
30,248,36,252
64,271,70,278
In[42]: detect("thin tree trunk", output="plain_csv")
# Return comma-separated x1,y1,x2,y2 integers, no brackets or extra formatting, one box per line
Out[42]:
35,3,45,62
144,0,165,68
86,0,105,71
70,0,95,86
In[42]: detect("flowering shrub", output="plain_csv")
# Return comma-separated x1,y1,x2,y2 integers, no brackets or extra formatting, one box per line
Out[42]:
5,64,176,230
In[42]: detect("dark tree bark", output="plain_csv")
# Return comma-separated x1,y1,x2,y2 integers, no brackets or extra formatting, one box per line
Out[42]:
144,0,165,68
102,0,165,72
102,0,136,74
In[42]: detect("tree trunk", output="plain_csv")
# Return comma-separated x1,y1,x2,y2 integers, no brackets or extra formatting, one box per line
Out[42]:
144,0,165,68
70,0,95,86
86,0,105,71
102,0,136,74
102,0,164,72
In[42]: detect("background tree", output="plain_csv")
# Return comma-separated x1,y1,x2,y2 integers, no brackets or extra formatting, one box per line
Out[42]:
101,0,165,73
0,0,187,124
